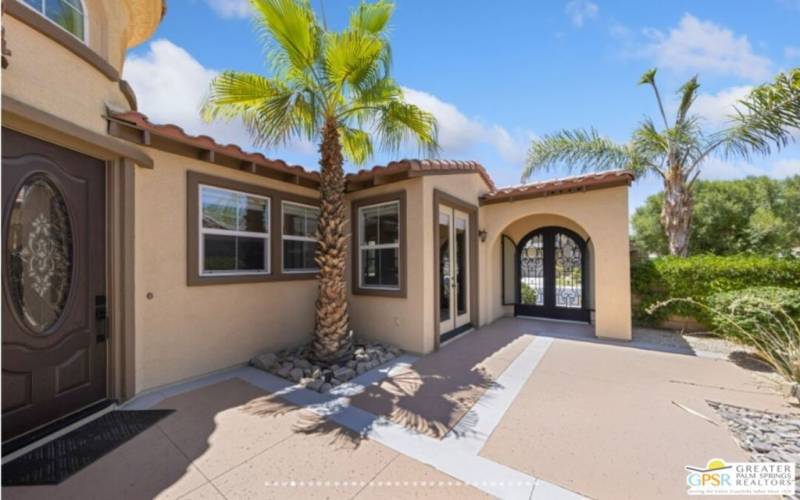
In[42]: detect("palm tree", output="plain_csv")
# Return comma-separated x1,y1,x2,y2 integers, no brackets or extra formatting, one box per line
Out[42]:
523,68,799,257
202,0,438,363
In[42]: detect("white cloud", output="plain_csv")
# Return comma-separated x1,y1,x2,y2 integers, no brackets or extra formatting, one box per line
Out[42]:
638,14,771,81
124,41,531,171
205,0,253,19
772,159,800,178
565,1,598,27
700,158,800,180
692,85,752,127
400,87,533,166
785,45,800,60
123,39,314,156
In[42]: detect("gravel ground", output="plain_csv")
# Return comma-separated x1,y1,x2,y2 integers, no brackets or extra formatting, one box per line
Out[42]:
708,401,800,499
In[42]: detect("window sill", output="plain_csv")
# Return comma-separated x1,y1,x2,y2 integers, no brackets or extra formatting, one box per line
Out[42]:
188,272,318,286
352,286,406,298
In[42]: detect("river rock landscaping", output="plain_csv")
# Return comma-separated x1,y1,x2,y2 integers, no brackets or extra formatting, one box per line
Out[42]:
250,340,403,392
708,401,800,488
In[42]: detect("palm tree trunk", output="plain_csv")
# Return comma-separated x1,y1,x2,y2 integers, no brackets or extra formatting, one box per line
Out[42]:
311,116,352,363
660,167,693,257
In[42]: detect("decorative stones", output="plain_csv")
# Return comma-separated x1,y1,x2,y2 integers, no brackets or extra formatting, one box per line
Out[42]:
708,400,800,487
250,340,401,393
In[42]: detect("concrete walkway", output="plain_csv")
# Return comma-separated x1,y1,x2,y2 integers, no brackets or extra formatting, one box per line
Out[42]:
3,317,794,499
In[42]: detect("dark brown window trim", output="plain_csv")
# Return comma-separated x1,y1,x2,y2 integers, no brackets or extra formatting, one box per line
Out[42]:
350,190,407,298
5,0,120,82
187,171,320,286
433,189,479,349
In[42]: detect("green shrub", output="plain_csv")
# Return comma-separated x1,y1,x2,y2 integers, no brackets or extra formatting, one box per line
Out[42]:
632,255,800,326
520,283,537,305
707,287,800,343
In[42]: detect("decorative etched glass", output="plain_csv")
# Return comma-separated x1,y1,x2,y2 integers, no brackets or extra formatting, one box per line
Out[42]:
7,176,73,333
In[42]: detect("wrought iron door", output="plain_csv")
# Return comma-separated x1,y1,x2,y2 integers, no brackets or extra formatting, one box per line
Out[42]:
515,227,589,322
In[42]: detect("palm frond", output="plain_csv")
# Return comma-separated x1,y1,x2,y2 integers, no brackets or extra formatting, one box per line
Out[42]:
723,68,800,159
523,129,637,181
676,76,700,125
349,0,394,34
339,126,374,165
202,71,282,120
250,0,321,76
322,30,384,91
374,100,438,157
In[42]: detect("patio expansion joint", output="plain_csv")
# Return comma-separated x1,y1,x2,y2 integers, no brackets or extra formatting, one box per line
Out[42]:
154,424,230,500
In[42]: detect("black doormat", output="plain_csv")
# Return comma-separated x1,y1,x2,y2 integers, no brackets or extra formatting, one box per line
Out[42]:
2,410,173,486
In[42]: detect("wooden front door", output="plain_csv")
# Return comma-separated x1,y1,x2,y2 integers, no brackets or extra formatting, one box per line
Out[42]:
2,128,108,441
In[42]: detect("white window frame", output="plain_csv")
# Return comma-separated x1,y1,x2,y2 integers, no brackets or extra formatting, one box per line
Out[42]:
281,200,320,273
198,184,270,277
20,0,89,43
358,200,401,290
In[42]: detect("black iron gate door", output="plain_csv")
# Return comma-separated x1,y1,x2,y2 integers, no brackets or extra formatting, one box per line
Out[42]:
515,227,589,322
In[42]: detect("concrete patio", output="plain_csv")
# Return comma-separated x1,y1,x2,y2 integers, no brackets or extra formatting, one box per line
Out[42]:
3,318,794,500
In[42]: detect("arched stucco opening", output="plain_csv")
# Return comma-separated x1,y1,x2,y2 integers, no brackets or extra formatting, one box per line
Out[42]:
487,213,596,326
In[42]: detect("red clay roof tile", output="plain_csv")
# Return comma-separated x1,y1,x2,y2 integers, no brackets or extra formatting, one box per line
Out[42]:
106,111,633,200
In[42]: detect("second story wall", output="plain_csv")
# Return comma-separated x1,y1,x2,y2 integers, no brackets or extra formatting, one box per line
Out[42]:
2,0,161,133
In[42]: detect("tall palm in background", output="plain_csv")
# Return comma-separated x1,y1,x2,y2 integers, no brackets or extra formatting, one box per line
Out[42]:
203,0,438,362
523,68,799,257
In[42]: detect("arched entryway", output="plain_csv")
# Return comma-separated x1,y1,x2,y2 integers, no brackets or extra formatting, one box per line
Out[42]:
515,226,590,322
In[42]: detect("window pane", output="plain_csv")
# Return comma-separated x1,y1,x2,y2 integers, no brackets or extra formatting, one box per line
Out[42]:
283,240,317,271
203,234,236,272
361,206,379,245
237,236,267,271
202,187,239,230
241,195,268,233
283,203,305,236
45,0,84,40
361,248,398,287
283,203,318,238
306,207,319,236
378,204,399,245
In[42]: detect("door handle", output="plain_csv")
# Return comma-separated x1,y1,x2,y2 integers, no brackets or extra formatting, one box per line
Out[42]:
95,295,108,343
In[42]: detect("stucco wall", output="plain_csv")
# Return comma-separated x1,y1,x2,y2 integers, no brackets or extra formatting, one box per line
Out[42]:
346,179,426,354
480,186,632,340
134,152,320,392
421,174,492,351
2,1,132,134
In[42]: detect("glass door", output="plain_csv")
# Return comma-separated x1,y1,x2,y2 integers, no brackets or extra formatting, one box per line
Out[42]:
439,206,470,336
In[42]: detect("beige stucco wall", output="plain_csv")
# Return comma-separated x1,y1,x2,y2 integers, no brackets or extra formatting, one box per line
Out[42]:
346,179,427,354
133,152,320,392
420,174,492,351
2,1,136,134
480,186,632,340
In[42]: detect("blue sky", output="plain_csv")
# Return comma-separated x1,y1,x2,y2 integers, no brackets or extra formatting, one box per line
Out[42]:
124,0,800,213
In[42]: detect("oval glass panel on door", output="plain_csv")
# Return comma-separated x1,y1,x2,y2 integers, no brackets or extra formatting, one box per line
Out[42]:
7,175,74,334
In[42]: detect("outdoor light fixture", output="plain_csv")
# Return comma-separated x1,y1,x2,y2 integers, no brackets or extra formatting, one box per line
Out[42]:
478,229,487,242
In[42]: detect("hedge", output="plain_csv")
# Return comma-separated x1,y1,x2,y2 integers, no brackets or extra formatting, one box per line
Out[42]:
631,255,800,326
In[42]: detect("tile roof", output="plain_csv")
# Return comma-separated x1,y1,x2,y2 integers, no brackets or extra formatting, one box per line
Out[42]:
481,170,635,204
106,111,633,200
107,110,320,183
345,159,496,190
